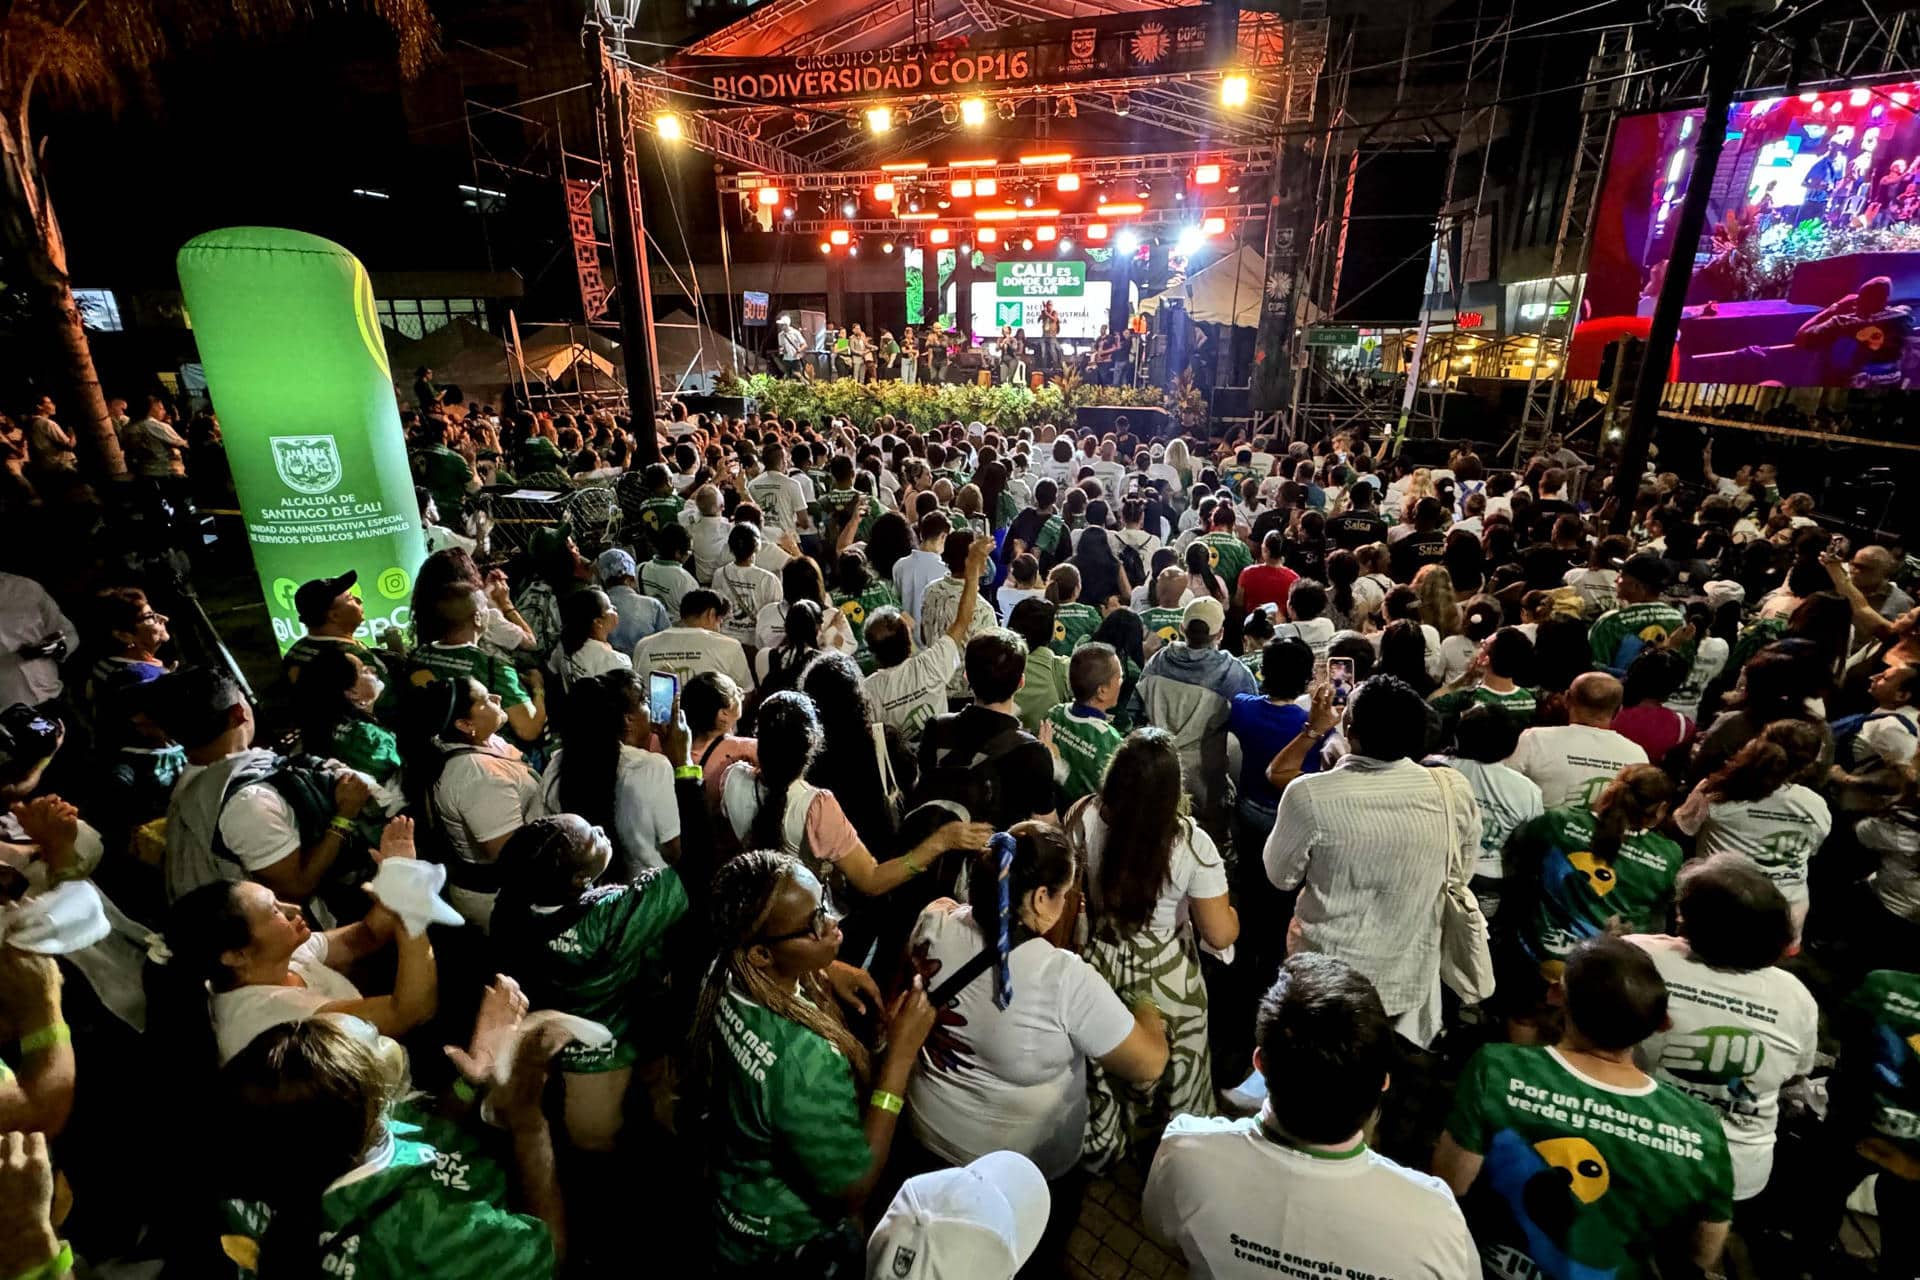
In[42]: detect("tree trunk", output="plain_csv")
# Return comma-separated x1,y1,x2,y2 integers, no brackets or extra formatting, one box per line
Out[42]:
0,110,127,481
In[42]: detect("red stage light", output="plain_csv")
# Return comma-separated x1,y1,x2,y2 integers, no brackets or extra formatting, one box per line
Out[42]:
830,229,850,245
1087,222,1109,240
929,227,951,244
898,211,939,220
1097,202,1145,216
1036,225,1057,242
975,209,1018,220
820,242,833,254
952,179,974,198
1019,152,1073,165
950,158,998,168
874,182,895,202
975,178,998,197
758,187,782,206
1202,216,1226,234
881,162,929,173
978,228,998,243
1194,164,1221,185
1056,174,1080,192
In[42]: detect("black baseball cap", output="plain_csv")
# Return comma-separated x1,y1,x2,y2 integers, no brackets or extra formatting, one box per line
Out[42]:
295,570,358,628
1620,553,1671,589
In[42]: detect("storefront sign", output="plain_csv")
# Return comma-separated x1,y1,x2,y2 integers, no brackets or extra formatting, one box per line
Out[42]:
177,228,426,653
994,261,1085,297
671,8,1248,107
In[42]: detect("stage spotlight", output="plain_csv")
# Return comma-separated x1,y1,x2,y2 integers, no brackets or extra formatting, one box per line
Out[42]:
1136,180,1152,199
874,182,895,202
782,206,794,219
1036,225,1056,242
961,98,987,126
820,242,833,254
1194,164,1221,185
849,242,860,256
655,113,684,141
937,197,952,209
959,241,973,253
1116,229,1139,254
1176,227,1203,256
1220,74,1250,108
952,179,974,198
1020,237,1033,250
866,106,894,133
842,198,858,216
882,240,895,253
1058,236,1073,251
1087,222,1109,241
1111,92,1130,116
997,98,1017,121
1202,215,1226,235
830,229,850,245
975,178,998,197
1056,174,1080,192
1022,191,1036,208
978,228,997,244
758,187,782,206
930,228,951,244
907,193,922,212
941,102,960,124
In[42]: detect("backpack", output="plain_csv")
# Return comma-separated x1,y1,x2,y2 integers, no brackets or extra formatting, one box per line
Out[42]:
908,725,1030,828
209,752,339,869
1114,532,1149,591
1832,708,1919,769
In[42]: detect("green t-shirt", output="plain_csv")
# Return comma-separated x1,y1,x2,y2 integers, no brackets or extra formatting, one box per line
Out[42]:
1141,606,1186,649
1198,532,1253,589
284,633,394,685
1588,601,1685,676
221,1103,553,1279
1446,1043,1733,1280
1434,684,1539,728
409,642,530,710
1237,650,1263,680
1032,514,1067,559
635,494,685,537
710,988,872,1264
832,581,902,674
327,717,403,782
1512,805,1683,978
1845,970,1920,1157
1046,703,1125,803
1050,601,1103,656
411,443,475,517
509,871,689,1073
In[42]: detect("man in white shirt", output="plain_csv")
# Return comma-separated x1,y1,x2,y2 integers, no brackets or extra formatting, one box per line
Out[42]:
892,510,952,620
631,589,752,690
684,484,732,584
746,441,808,535
0,572,79,708
1144,953,1475,1280
1265,675,1479,1046
866,536,991,741
1507,672,1648,807
1628,855,1817,1205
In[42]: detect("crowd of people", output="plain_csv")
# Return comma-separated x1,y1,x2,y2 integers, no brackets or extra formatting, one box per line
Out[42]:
3,392,1920,1280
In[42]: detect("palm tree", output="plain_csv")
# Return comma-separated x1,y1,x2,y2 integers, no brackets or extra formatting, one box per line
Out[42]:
0,0,436,479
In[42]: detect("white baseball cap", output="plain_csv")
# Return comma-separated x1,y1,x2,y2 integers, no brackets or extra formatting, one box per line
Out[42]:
1182,595,1226,640
867,1150,1049,1280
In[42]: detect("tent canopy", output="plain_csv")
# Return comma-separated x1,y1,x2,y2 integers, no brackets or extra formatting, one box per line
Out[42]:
518,324,620,388
654,309,758,388
1138,245,1267,329
388,319,512,404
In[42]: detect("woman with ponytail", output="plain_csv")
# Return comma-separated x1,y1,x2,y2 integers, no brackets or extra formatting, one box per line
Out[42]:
902,823,1168,1270
719,692,989,902
1068,728,1236,1170
534,669,681,878
549,587,630,687
753,597,823,697
688,850,936,1274
1674,719,1831,940
1500,764,1682,1041
218,1009,571,1277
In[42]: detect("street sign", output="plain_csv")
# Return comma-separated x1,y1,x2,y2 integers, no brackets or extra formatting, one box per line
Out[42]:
1304,325,1360,347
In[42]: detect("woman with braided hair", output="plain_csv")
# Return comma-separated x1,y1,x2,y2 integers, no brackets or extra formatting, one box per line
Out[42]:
689,850,936,1275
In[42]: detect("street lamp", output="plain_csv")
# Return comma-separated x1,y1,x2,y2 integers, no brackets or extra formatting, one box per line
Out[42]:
588,0,644,56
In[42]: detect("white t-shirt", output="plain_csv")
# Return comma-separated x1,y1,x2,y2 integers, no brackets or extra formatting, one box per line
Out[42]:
1272,617,1336,662
1667,636,1729,722
536,743,680,873
1562,566,1619,618
553,638,630,682
689,516,731,583
713,562,780,644
1437,633,1477,686
997,585,1045,622
906,902,1134,1178
1506,724,1649,808
211,933,361,1065
745,470,807,533
433,742,540,865
865,634,960,742
1142,1114,1475,1280
1442,757,1544,886
1682,783,1832,912
632,626,752,689
1074,808,1228,932
1628,934,1819,1201
174,757,301,874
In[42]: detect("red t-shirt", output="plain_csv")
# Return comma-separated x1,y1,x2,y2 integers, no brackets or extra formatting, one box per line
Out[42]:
1610,703,1695,765
1238,563,1299,617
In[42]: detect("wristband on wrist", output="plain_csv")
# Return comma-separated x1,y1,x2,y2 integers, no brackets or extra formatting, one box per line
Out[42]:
869,1089,904,1115
8,1240,71,1280
329,815,356,834
19,1023,70,1055
451,1077,480,1105
674,765,702,781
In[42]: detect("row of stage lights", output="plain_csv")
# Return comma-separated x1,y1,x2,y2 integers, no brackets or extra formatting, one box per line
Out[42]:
750,154,1234,224
650,72,1254,145
814,218,1225,257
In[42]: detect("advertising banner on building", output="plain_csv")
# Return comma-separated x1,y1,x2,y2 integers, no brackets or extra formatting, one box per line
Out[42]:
177,227,426,654
670,7,1249,108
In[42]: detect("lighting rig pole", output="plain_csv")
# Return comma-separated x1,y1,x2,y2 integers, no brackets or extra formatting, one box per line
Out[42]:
589,0,662,459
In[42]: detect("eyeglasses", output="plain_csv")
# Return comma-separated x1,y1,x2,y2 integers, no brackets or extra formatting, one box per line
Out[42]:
760,889,842,945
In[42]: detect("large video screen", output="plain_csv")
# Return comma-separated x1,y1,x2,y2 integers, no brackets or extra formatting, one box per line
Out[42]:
969,270,1112,339
1580,82,1920,387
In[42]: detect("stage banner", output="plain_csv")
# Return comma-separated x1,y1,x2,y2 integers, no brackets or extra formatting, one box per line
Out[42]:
670,7,1251,108
566,179,610,321
177,227,426,654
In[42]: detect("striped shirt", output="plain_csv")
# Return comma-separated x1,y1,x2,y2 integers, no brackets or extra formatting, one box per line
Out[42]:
1263,755,1479,1022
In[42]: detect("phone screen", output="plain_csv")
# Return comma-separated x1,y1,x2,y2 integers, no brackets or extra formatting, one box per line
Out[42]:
1328,657,1355,706
648,671,679,725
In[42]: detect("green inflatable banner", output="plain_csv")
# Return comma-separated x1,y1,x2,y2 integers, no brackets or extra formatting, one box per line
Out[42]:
177,227,425,654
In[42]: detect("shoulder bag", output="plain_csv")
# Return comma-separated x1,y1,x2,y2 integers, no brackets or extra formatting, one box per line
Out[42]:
1432,766,1496,1002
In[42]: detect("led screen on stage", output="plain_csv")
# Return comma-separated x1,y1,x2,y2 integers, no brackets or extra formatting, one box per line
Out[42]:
969,275,1112,339
1579,82,1920,387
